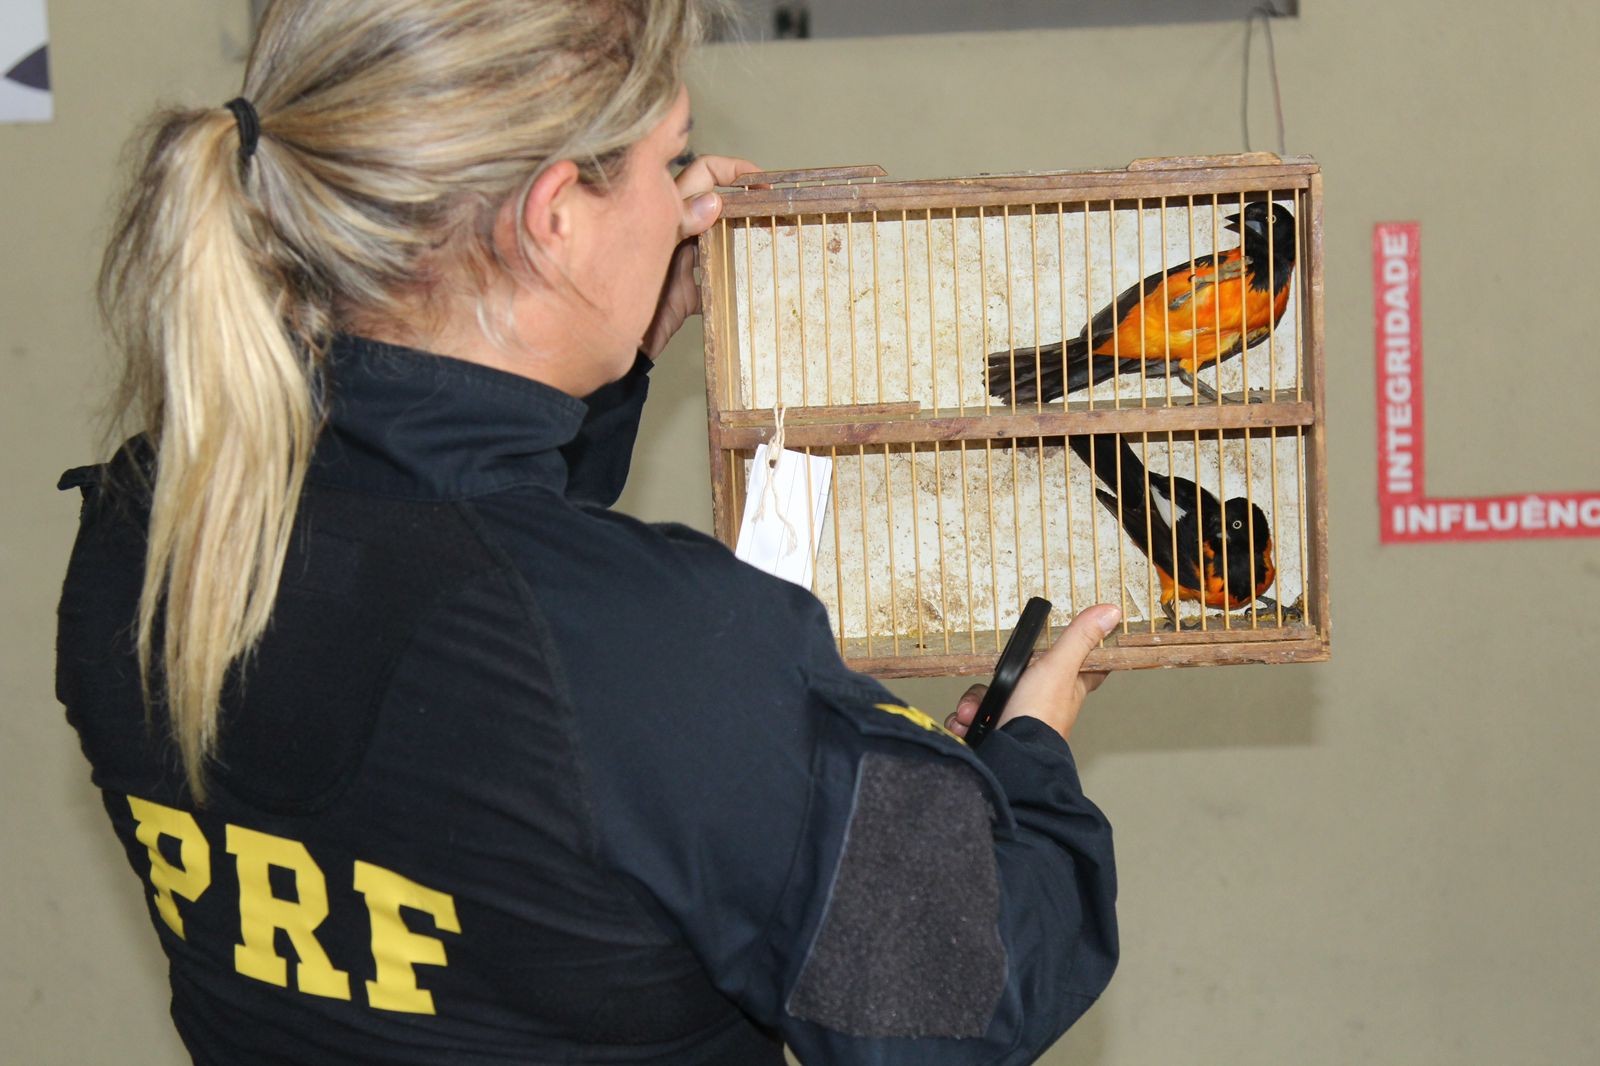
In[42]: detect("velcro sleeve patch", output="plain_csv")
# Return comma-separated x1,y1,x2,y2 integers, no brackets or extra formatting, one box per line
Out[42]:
786,753,1006,1039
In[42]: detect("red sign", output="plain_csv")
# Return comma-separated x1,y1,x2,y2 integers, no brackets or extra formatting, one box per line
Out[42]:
1374,222,1600,542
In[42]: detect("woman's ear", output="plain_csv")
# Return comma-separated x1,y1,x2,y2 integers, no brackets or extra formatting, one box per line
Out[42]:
517,159,583,266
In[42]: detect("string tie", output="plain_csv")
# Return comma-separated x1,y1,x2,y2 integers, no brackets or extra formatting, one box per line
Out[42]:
751,405,800,554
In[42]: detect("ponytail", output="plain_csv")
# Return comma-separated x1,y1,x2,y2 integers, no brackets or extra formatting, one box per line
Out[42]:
99,105,321,803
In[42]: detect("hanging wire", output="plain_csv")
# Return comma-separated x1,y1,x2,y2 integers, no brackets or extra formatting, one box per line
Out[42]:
1243,4,1288,155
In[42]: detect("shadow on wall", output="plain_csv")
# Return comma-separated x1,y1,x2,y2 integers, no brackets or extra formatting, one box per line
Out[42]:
1084,660,1320,759
720,0,1298,42
890,659,1320,769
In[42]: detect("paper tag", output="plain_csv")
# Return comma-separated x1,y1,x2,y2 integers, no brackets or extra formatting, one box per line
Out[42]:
735,444,833,588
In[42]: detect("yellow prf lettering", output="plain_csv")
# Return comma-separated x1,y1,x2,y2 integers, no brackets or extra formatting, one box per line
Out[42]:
126,796,212,938
354,861,460,1015
226,825,351,1001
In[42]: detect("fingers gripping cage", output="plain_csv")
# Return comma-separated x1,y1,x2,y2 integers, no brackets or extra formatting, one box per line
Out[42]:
699,156,1329,677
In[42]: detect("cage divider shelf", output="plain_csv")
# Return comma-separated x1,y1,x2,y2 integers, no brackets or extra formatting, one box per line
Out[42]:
712,400,1316,451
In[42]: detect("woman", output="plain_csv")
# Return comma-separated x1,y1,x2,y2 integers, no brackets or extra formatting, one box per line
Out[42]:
56,1,1121,1062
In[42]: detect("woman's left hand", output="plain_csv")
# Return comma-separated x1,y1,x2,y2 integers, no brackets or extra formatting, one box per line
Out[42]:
642,154,764,360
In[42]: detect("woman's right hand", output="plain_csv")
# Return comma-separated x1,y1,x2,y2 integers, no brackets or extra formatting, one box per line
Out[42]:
944,604,1121,744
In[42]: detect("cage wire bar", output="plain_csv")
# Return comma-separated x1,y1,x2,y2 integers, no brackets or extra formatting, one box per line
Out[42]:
700,156,1329,677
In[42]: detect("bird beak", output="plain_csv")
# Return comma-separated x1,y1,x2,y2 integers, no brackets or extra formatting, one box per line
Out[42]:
1225,213,1267,237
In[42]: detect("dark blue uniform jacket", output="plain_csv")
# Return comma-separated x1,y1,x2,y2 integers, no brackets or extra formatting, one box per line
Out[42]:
56,335,1117,1064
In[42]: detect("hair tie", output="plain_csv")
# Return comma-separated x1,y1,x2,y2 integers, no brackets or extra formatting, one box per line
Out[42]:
224,97,261,164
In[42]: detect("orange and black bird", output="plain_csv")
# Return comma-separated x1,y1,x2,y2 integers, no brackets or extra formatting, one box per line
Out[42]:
1069,434,1279,622
987,202,1297,404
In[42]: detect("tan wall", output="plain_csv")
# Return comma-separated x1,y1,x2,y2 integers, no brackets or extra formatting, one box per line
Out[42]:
6,3,1598,1063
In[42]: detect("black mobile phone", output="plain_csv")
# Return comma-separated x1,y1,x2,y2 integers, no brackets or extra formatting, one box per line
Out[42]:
964,596,1052,749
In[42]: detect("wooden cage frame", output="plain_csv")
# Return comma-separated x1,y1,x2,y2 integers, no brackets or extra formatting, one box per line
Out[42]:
698,153,1329,676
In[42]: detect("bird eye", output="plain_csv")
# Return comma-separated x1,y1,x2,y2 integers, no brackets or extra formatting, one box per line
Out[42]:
1231,519,1243,530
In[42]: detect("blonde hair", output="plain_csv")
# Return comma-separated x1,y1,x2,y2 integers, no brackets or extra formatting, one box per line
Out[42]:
98,0,719,801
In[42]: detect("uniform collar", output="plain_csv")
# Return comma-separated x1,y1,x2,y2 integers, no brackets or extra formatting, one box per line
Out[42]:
310,334,588,499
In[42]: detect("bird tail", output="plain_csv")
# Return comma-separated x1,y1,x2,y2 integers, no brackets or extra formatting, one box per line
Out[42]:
984,336,1092,404
1067,434,1155,551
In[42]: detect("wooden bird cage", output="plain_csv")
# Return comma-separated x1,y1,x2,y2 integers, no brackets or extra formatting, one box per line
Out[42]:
698,153,1329,676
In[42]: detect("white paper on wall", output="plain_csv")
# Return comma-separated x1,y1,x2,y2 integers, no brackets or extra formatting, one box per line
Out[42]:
1,0,51,124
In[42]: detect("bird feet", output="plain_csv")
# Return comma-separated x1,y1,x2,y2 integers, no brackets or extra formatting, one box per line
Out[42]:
1160,597,1304,631
1247,597,1303,624
1178,369,1222,403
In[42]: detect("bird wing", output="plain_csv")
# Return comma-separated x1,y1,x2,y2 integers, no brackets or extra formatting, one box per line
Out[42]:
1074,435,1179,581
1082,257,1204,345
1159,470,1218,522
1178,253,1248,305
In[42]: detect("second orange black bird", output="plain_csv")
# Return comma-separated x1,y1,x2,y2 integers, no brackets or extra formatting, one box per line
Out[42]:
1070,434,1278,622
987,202,1297,404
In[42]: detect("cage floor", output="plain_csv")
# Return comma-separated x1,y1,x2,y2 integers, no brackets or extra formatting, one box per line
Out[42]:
840,612,1321,678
